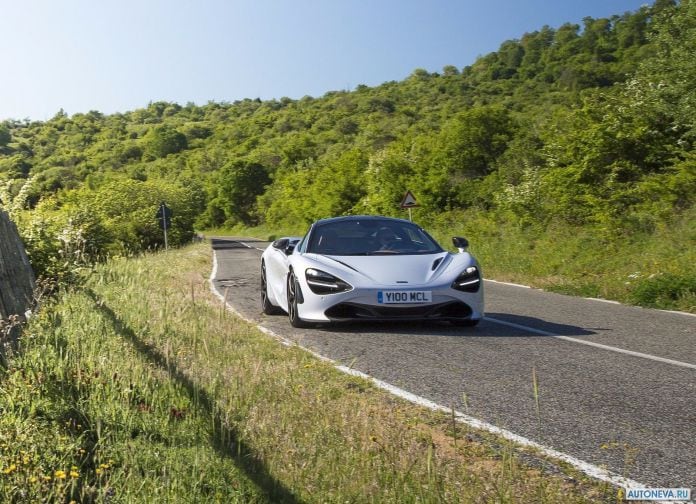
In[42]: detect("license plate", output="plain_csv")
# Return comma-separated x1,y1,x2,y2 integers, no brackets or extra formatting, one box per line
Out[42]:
377,290,432,304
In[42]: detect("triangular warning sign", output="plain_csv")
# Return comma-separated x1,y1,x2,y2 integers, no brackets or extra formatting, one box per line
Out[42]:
400,190,419,208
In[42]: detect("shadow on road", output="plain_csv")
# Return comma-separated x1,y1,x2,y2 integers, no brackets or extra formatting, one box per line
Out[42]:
484,312,603,337
210,238,268,250
294,313,601,338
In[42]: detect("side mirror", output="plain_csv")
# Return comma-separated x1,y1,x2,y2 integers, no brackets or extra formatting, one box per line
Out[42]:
452,236,469,252
272,238,289,250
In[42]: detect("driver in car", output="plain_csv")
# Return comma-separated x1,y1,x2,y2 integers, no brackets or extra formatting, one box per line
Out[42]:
376,227,399,250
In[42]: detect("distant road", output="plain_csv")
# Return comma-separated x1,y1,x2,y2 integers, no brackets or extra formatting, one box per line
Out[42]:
211,238,696,489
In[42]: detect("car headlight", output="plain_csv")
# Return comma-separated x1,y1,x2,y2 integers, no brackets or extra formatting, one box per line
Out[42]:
451,266,481,293
305,268,352,294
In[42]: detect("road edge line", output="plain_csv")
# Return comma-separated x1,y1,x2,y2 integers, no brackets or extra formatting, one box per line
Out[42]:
485,316,696,370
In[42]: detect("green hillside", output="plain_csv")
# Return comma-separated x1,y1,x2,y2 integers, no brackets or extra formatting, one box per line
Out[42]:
1,0,694,310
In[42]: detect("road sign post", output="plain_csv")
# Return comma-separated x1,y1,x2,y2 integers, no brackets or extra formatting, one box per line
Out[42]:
156,202,173,250
399,190,419,221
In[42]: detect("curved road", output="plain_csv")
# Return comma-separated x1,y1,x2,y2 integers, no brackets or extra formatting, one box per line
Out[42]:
211,238,696,490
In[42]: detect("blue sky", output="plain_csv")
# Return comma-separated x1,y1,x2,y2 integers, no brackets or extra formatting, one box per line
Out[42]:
1,0,650,121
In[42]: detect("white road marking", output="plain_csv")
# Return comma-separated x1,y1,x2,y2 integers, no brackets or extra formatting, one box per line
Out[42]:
239,241,265,252
485,316,696,370
484,279,532,289
659,308,696,318
583,297,621,305
209,248,655,494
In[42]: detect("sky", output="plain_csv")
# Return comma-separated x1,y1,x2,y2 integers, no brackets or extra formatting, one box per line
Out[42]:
1,0,651,121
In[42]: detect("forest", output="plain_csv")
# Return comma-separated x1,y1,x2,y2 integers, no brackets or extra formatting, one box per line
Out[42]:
1,0,694,311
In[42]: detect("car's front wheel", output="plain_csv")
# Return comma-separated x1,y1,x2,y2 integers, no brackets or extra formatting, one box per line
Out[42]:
287,272,310,328
261,261,282,315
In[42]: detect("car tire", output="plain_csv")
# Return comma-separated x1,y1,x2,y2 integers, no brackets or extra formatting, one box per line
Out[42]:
261,261,283,315
287,271,310,328
451,318,480,327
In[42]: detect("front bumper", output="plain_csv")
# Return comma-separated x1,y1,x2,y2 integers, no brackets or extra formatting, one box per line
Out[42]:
296,283,484,323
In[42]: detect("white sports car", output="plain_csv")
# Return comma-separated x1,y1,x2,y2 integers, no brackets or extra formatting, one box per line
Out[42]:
260,215,484,328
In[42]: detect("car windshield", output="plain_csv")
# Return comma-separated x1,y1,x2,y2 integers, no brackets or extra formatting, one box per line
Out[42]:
307,219,443,256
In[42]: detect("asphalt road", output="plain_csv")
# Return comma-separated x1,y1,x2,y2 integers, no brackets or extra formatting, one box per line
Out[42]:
211,238,696,490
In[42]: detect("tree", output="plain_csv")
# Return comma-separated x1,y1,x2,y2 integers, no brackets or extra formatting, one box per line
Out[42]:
632,0,696,149
0,123,11,149
142,125,188,159
218,160,271,225
435,106,515,179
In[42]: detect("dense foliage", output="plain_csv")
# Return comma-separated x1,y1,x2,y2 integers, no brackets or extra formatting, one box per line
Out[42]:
1,0,694,308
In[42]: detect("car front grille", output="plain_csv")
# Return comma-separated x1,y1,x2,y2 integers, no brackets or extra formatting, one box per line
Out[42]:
324,301,472,321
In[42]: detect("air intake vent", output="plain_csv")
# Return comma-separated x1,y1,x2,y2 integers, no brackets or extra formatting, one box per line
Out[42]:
432,257,443,271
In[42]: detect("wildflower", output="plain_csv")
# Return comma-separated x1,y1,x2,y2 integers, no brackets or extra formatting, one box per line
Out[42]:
42,475,52,482
70,470,79,479
95,468,103,475
54,470,67,479
2,463,17,474
29,476,38,483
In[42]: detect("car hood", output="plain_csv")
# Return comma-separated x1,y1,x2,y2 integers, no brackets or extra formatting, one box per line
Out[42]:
306,252,455,286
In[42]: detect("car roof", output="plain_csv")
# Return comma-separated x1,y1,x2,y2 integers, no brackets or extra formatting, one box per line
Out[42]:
313,215,415,226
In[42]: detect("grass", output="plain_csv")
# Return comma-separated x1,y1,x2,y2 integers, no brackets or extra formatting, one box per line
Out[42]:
1,244,622,502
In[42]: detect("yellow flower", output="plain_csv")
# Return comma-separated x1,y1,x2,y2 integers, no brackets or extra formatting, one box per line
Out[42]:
29,476,38,483
95,468,103,475
42,475,52,482
54,470,67,479
2,464,17,474
70,470,79,479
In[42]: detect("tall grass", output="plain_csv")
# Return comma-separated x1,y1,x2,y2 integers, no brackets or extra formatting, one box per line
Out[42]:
1,244,617,502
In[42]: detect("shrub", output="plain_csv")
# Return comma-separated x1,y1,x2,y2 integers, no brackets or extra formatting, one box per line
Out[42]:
629,273,696,309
